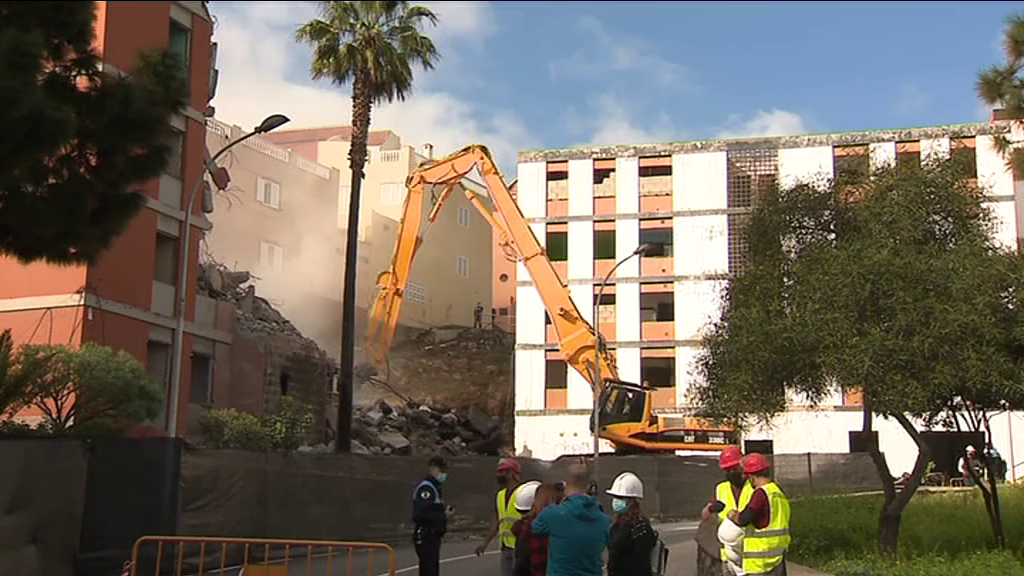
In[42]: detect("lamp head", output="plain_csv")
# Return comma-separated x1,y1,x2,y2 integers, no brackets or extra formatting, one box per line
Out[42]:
634,243,652,256
255,114,290,134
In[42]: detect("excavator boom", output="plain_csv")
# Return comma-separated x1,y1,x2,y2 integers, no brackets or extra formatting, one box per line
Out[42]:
366,145,616,394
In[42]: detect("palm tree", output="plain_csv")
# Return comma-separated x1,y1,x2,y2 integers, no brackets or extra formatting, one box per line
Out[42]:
296,1,440,453
976,12,1024,174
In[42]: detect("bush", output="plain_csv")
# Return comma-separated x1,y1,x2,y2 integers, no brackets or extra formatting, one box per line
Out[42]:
790,487,1024,575
198,408,270,451
198,396,314,452
0,419,47,438
264,396,314,452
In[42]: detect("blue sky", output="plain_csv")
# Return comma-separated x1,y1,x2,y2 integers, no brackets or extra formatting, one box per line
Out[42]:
209,1,1014,171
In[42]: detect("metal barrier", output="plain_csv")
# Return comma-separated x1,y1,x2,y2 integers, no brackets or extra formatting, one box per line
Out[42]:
129,536,397,576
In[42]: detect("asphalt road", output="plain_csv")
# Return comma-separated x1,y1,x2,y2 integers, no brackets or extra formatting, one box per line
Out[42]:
223,521,700,576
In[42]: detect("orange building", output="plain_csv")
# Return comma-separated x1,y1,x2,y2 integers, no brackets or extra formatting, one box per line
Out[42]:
0,1,217,435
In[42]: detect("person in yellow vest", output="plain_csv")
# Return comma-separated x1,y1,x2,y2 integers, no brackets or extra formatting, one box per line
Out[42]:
727,453,791,576
702,446,754,570
475,457,523,576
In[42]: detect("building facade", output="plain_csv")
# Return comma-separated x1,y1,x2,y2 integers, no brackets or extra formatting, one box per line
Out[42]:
203,118,349,359
0,1,218,435
262,129,494,337
513,121,1023,472
491,180,519,333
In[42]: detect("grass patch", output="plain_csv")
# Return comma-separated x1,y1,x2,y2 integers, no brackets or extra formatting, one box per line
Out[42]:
789,486,1024,575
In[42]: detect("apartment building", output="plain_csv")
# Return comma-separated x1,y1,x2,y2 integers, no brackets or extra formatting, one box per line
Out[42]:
0,1,218,434
203,118,352,358
262,129,494,337
513,121,1023,469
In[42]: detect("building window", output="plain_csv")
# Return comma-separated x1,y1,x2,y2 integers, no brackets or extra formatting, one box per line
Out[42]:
256,176,281,209
594,228,616,260
407,281,426,304
380,182,403,205
154,233,178,285
546,230,568,262
164,130,184,178
640,290,674,322
833,146,869,182
896,141,920,169
259,241,284,271
639,227,673,258
545,359,568,390
168,21,191,75
189,352,213,405
727,148,778,274
951,138,978,180
458,206,470,228
456,255,469,278
641,356,675,388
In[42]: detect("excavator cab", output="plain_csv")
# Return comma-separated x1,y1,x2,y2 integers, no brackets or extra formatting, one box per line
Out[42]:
596,379,649,428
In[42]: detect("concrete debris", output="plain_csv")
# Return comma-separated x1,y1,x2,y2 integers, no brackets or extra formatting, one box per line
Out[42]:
351,399,502,457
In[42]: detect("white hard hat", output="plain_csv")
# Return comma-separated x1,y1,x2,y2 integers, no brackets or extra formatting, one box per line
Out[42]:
724,545,742,565
967,445,977,453
606,472,644,499
717,518,745,547
514,481,542,512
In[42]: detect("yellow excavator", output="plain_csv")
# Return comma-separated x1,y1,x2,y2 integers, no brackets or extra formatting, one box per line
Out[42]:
364,144,737,452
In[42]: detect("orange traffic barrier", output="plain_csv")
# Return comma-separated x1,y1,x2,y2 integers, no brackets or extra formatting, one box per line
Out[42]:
128,535,397,576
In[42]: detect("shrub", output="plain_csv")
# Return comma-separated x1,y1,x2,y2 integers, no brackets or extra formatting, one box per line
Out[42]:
198,408,270,451
264,396,314,452
0,419,47,438
198,396,313,453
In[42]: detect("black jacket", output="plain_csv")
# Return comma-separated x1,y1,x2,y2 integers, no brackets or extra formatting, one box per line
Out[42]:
607,516,656,576
412,476,447,537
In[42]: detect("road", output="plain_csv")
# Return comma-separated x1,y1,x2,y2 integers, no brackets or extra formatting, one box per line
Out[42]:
228,521,700,576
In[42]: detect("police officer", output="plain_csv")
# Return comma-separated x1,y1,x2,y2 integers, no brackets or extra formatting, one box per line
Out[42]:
413,455,454,576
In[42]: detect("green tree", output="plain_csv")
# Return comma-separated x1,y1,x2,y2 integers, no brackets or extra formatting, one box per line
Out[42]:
693,155,1024,557
18,343,162,435
0,329,51,417
977,12,1024,174
296,0,440,453
0,1,187,264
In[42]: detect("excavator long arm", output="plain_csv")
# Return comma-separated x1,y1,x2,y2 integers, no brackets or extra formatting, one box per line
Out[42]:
365,145,617,396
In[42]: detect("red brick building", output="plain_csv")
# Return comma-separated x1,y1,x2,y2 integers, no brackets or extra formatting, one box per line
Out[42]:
0,1,217,435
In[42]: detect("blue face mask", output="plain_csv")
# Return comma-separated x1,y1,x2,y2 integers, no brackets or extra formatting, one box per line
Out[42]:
435,472,447,484
612,498,628,514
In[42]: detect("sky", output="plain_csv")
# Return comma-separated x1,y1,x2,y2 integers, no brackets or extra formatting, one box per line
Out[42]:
208,1,1015,173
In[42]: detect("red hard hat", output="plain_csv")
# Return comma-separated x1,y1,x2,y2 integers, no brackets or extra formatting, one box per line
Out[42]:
719,446,742,469
742,453,771,475
497,458,520,474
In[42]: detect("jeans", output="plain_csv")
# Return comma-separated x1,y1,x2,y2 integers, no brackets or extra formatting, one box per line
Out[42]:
501,545,515,576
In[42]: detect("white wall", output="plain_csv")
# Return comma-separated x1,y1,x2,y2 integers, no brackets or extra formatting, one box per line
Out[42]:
516,414,616,460
515,162,547,411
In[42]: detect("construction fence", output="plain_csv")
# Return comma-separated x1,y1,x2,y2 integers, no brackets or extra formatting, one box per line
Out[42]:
0,439,880,576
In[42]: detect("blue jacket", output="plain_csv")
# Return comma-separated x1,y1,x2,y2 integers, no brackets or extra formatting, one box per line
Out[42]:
531,494,610,576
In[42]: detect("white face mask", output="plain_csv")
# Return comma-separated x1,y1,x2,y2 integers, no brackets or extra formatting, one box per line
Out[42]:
612,498,628,513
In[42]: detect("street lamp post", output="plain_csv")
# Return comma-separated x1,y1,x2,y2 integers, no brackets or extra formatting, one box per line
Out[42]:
166,114,290,436
592,243,651,482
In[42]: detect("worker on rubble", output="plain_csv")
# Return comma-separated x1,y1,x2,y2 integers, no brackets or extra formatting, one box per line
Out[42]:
413,455,454,576
475,457,524,576
702,445,754,570
727,453,791,576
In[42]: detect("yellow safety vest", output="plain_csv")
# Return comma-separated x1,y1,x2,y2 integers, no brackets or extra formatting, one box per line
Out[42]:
741,482,791,575
497,486,522,549
715,481,754,562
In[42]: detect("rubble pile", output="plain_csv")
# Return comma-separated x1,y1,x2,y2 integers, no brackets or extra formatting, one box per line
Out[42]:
349,399,503,456
198,263,319,348
361,326,515,416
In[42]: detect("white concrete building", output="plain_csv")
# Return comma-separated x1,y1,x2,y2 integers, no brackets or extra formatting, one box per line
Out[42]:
513,121,1024,476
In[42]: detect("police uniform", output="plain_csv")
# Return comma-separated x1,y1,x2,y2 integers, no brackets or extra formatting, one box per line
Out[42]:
412,475,447,576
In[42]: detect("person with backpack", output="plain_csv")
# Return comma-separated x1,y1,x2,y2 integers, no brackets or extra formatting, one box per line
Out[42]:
606,472,659,576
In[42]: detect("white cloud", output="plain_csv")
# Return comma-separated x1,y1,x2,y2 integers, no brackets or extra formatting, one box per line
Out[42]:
548,15,693,92
207,1,536,174
586,93,681,146
715,109,809,139
893,83,929,117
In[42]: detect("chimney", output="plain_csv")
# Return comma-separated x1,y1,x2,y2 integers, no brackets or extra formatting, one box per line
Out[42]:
423,143,434,159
